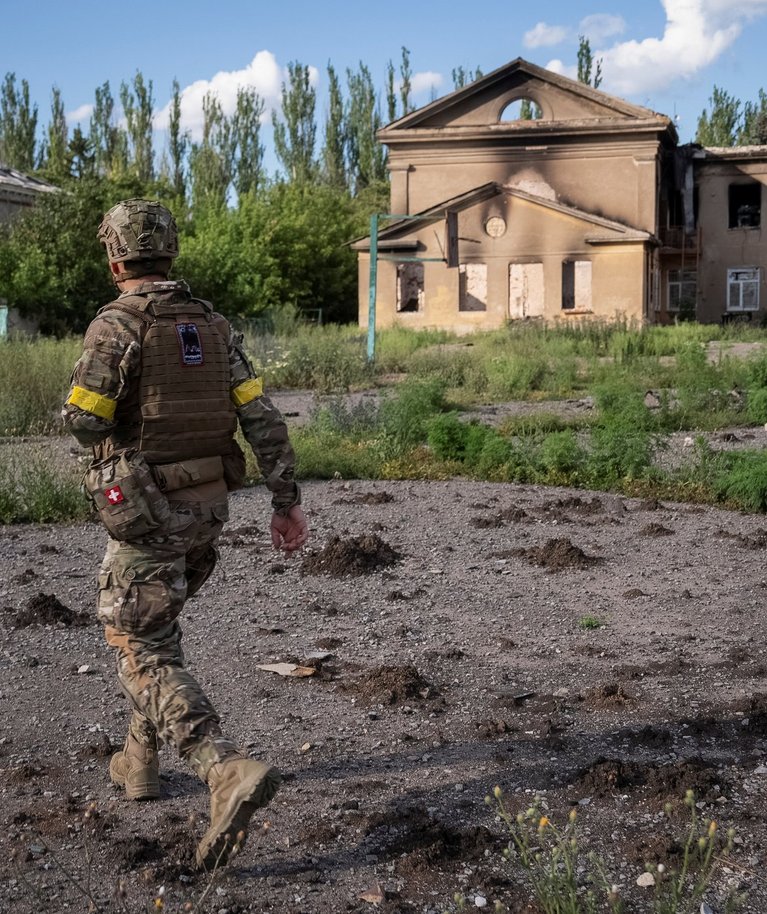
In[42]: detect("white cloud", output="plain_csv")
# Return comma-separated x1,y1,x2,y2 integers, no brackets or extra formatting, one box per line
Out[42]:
411,71,444,96
524,21,569,49
66,103,93,125
578,13,626,43
547,1,767,97
153,51,319,139
545,59,577,81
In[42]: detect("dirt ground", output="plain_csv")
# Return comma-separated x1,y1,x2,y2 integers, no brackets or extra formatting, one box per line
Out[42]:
5,468,767,913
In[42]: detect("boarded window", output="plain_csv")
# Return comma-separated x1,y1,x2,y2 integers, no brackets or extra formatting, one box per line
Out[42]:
668,269,697,315
561,260,592,311
509,263,544,319
729,183,761,228
459,263,487,311
727,267,760,311
396,263,424,312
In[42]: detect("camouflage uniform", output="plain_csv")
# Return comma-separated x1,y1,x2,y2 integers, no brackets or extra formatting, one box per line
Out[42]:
63,279,300,781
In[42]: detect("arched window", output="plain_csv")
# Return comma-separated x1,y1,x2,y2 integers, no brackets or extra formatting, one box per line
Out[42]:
500,98,543,122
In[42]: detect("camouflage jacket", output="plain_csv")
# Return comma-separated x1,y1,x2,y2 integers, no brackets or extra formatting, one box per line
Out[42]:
62,280,300,513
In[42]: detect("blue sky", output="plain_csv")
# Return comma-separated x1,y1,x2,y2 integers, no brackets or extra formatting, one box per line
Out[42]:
4,0,767,171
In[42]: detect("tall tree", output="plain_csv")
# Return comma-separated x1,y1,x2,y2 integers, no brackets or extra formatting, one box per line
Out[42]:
385,60,397,122
399,47,413,115
66,125,95,179
273,61,317,183
168,79,188,199
696,86,741,146
739,89,767,145
346,63,386,194
120,71,155,184
321,63,347,189
189,92,235,209
44,87,69,181
0,73,38,171
451,66,483,90
577,36,603,89
233,86,265,198
89,82,127,179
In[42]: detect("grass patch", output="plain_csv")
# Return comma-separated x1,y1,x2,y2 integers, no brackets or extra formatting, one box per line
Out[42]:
0,447,89,524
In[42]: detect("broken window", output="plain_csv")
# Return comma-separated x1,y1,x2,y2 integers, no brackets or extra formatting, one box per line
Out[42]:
561,260,592,311
728,183,761,228
396,262,424,312
667,269,697,316
459,263,487,312
727,267,760,311
509,263,544,319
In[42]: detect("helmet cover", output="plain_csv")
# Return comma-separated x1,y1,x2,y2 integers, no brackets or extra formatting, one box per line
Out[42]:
97,199,179,264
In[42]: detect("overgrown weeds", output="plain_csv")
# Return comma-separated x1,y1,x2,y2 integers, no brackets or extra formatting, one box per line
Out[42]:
0,447,88,523
465,787,743,914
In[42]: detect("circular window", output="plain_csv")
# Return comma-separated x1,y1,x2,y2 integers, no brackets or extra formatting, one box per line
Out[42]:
485,216,506,238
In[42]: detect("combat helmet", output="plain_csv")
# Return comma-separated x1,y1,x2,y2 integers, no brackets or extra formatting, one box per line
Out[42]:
97,199,179,265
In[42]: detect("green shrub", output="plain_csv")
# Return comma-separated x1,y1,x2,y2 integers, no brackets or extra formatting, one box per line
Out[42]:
378,378,447,456
0,337,81,436
539,430,586,478
746,388,767,425
0,451,89,524
713,451,767,512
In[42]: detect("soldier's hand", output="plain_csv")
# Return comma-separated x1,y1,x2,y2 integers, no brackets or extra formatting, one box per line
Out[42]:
270,505,309,554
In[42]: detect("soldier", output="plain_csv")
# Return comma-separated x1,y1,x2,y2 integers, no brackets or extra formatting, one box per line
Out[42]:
62,199,308,869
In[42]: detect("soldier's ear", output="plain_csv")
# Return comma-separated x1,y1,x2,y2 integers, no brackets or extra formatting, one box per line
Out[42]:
109,262,122,277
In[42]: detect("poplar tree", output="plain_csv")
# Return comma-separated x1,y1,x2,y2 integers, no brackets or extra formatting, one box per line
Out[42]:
89,82,127,179
233,86,265,198
577,36,603,89
346,63,386,193
696,86,741,146
385,60,397,122
189,92,234,209
273,61,317,183
44,87,69,181
399,47,413,115
120,71,155,184
321,63,347,189
739,89,767,146
451,66,483,90
168,79,188,199
0,73,38,171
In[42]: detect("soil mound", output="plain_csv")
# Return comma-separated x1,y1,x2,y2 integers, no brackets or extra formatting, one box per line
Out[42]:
581,681,633,709
347,664,437,705
639,523,674,537
335,491,395,505
302,534,401,577
514,537,599,572
14,592,89,628
543,496,604,516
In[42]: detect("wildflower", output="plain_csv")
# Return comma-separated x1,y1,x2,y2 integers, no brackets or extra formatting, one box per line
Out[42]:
154,900,164,911
657,863,666,874
708,820,717,836
568,809,577,823
493,785,503,800
538,816,550,829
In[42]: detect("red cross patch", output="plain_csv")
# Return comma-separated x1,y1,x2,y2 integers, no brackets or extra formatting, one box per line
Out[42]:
104,485,125,505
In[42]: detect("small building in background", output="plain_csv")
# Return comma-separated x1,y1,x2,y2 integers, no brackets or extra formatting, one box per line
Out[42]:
354,58,767,331
0,166,58,336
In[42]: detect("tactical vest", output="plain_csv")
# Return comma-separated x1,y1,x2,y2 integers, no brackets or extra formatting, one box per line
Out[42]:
101,287,237,465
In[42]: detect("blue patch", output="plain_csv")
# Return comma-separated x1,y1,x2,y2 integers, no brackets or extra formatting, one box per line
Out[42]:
176,323,204,365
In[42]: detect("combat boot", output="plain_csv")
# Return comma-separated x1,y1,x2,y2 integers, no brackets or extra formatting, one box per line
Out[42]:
195,758,281,870
109,735,160,801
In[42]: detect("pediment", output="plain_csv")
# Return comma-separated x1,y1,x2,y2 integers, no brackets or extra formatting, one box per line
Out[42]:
381,58,670,135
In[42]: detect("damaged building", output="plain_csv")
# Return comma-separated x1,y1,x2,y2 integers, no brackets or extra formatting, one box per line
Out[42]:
353,58,767,331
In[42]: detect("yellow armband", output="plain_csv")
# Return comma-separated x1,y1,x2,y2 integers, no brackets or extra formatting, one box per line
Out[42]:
231,378,263,407
66,386,117,420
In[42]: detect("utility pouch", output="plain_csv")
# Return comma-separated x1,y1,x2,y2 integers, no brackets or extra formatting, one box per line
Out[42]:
152,455,224,492
85,449,170,541
222,440,247,492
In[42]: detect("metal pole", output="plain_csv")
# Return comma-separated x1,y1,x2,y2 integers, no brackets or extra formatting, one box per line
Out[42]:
367,213,379,363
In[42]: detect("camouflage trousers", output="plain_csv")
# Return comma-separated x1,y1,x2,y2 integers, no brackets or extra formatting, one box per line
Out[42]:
98,492,241,780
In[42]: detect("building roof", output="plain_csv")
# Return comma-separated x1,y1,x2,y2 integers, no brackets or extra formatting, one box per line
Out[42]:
0,166,59,204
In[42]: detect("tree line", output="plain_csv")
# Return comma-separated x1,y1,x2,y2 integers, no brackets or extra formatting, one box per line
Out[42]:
0,48,489,334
